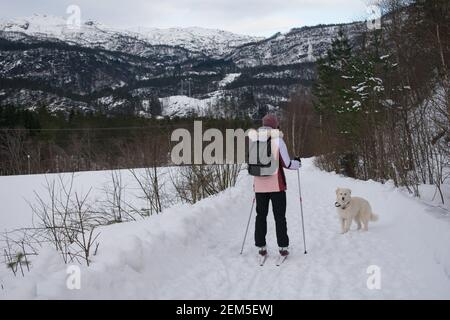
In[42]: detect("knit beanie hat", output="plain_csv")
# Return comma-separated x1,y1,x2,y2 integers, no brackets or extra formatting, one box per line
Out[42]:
262,113,279,129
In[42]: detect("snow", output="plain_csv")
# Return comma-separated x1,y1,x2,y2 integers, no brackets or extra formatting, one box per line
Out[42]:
383,99,395,107
369,77,383,84
0,169,171,231
112,81,126,89
160,95,217,117
418,184,450,212
0,14,69,35
373,86,384,92
352,100,362,109
0,159,449,299
97,96,114,105
218,73,241,88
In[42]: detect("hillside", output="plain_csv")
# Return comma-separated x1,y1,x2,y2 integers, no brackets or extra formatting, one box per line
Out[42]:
0,14,363,116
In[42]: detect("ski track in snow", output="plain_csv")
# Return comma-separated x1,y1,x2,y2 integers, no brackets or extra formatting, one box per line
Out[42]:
1,159,450,299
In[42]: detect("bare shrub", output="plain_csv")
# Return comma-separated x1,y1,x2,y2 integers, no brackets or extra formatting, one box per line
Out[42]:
0,130,26,175
1,229,41,277
171,164,242,204
129,167,171,215
100,170,144,223
28,174,101,266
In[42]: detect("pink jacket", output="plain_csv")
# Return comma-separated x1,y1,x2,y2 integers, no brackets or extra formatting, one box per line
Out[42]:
249,127,300,193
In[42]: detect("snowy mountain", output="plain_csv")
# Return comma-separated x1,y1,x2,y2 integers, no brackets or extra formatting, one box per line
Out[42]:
0,14,364,116
0,14,261,58
227,23,363,67
129,26,263,58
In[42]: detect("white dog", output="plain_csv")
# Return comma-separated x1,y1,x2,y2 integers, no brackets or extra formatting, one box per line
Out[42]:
335,188,378,234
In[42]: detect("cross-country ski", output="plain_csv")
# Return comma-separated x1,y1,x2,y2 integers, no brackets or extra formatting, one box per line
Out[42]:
275,255,288,267
259,255,268,266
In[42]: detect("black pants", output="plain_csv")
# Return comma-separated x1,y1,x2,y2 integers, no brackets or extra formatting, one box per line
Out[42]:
255,191,289,248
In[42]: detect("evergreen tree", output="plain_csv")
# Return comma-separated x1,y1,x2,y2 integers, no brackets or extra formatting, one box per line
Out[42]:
239,90,257,119
313,30,352,113
254,103,269,121
314,29,398,135
313,29,357,134
149,96,162,117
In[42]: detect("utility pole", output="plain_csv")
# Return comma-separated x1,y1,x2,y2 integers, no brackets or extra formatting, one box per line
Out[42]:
319,114,323,136
188,78,191,97
87,129,92,170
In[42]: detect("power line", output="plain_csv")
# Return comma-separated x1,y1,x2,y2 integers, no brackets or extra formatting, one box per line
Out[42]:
0,125,187,132
0,116,320,132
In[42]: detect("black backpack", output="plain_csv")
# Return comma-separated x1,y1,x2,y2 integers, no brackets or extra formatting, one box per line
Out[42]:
247,137,276,176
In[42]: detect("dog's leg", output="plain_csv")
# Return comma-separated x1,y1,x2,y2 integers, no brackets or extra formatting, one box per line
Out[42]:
356,218,362,230
345,217,353,233
340,218,346,234
362,218,369,231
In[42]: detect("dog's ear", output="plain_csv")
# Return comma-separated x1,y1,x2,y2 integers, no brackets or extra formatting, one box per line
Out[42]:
348,189,352,195
335,188,340,195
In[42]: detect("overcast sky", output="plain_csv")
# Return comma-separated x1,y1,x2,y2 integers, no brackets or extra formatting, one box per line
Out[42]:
0,0,371,36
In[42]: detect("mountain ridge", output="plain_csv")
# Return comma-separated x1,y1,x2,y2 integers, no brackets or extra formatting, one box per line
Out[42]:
0,14,263,58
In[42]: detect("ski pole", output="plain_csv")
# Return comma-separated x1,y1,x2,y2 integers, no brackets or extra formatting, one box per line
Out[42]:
240,197,255,255
297,170,308,254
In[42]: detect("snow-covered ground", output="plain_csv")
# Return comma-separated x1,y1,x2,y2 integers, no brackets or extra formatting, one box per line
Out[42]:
1,159,450,299
218,73,241,88
0,168,172,231
160,95,217,117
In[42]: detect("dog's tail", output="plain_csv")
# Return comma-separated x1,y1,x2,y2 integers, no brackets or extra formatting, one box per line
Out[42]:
370,212,379,222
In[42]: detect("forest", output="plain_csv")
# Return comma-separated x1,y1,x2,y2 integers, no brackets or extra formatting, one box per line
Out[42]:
282,0,449,203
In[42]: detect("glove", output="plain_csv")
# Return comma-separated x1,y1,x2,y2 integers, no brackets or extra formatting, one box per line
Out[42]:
294,157,302,167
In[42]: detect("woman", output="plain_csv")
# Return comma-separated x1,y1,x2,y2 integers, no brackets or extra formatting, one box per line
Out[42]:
251,114,301,259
